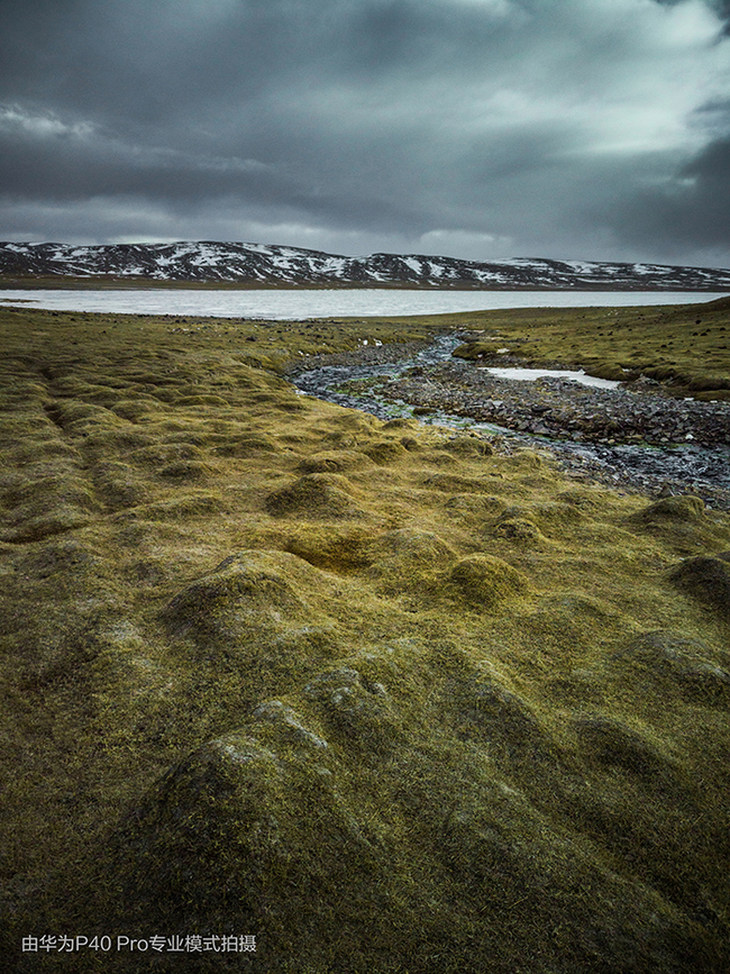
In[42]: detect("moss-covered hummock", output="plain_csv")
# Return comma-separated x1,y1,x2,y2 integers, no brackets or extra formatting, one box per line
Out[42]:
1,304,729,973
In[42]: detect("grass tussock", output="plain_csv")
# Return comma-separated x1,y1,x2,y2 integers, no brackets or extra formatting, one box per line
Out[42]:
1,303,729,973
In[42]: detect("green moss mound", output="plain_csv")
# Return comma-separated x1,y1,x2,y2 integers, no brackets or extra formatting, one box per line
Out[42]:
265,473,366,519
448,554,530,609
283,526,376,572
446,665,550,761
641,494,706,521
163,550,327,642
451,340,491,360
1,472,98,542
303,666,400,754
158,459,213,482
442,433,494,457
494,514,546,544
176,393,230,407
609,630,730,705
670,555,730,619
297,449,374,473
102,725,393,939
574,714,678,784
212,431,278,457
114,491,224,522
369,527,455,569
362,439,409,464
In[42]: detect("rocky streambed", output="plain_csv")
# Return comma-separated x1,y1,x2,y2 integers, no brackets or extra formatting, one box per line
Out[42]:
290,333,730,508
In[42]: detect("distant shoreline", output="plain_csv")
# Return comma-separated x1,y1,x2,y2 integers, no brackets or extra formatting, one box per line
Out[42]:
2,275,729,292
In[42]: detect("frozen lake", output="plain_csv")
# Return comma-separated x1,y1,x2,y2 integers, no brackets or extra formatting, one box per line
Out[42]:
0,288,726,319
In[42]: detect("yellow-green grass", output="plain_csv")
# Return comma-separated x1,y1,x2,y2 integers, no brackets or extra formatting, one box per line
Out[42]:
1,303,729,973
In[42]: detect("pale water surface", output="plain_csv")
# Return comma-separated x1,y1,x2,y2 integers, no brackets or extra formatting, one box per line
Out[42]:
479,367,621,389
0,288,726,319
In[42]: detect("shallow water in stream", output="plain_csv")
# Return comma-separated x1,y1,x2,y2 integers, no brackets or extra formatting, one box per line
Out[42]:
291,334,730,507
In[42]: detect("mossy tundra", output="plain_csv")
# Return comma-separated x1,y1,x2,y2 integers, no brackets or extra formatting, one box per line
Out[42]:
1,302,729,973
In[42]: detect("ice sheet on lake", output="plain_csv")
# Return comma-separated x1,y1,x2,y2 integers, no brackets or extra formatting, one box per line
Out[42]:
0,288,727,320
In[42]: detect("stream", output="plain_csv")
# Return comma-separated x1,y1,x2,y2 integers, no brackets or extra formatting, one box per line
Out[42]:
290,333,730,509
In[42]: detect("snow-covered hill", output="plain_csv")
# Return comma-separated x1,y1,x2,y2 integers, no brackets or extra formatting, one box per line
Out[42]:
2,240,730,290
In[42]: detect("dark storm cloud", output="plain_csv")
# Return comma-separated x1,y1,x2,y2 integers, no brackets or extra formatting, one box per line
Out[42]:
2,0,730,263
599,135,730,264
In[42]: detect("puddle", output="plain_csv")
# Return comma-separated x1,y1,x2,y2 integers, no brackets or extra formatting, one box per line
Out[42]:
478,367,620,390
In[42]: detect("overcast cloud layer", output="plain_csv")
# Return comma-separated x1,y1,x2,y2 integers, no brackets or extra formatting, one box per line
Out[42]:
2,0,730,265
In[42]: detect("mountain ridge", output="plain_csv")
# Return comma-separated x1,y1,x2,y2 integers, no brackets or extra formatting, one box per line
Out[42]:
2,239,730,290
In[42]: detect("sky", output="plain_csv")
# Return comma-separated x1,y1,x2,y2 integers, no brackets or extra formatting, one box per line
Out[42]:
2,0,730,267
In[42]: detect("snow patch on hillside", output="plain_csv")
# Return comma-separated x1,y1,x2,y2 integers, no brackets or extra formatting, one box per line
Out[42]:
1,240,730,291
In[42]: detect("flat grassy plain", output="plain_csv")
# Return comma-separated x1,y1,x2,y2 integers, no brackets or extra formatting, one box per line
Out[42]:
1,301,730,973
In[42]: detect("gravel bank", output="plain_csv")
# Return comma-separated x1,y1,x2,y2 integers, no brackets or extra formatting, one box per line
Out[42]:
386,359,728,448
290,335,730,508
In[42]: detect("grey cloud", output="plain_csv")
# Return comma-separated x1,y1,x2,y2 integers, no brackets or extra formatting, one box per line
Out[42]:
606,137,730,256
2,0,730,265
0,113,286,202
